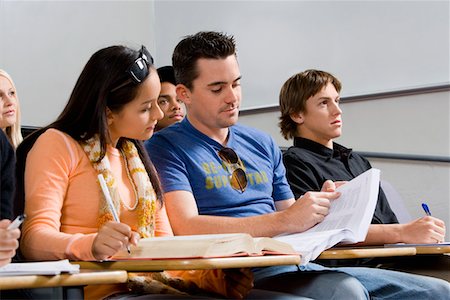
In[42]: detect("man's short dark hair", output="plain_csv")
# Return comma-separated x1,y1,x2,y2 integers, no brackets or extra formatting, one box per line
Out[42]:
157,66,176,85
172,31,236,90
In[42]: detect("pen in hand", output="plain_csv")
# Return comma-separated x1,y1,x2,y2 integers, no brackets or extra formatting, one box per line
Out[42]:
97,174,131,254
7,214,26,230
421,203,432,216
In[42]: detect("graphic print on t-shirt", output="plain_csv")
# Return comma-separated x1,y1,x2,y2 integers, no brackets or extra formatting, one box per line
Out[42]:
201,160,269,190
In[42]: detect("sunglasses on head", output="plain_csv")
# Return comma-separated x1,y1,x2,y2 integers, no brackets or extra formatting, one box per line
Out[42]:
111,45,154,92
218,147,248,193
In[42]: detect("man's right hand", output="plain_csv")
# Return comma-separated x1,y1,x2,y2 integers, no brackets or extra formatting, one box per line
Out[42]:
400,216,446,244
282,180,341,233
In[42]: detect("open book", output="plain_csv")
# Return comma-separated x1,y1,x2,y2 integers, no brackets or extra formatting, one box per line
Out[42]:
112,233,297,260
0,259,80,276
274,168,380,265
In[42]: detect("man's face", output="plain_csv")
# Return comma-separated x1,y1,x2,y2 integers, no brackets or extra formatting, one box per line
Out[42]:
181,55,241,134
156,82,185,130
296,82,342,148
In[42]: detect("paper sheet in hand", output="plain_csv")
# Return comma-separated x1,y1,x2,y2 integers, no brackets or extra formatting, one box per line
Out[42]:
275,168,380,264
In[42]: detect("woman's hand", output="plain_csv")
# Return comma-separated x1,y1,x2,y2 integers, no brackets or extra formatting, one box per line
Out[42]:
92,221,139,260
0,219,20,267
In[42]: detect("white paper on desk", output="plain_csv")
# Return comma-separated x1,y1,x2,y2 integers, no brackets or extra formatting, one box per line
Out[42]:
0,259,80,276
275,168,380,265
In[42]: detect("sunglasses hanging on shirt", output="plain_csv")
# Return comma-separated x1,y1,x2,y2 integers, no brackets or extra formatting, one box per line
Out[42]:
218,147,248,193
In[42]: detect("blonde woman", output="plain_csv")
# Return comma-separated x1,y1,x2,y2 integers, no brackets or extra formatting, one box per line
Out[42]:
0,69,23,148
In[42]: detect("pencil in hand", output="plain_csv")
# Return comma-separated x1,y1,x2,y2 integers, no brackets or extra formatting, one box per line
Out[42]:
97,174,131,254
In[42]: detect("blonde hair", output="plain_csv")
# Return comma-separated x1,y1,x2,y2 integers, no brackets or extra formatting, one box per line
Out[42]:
0,69,23,148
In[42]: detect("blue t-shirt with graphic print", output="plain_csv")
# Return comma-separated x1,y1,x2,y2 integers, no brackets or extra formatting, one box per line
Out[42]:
145,118,294,217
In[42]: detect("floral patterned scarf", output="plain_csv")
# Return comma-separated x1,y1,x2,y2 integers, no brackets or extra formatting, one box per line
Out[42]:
81,136,156,238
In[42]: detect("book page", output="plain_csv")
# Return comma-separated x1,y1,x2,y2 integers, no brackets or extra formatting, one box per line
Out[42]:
274,169,380,264
254,237,297,255
112,233,297,260
275,229,351,265
306,168,380,241
0,259,80,276
112,233,257,260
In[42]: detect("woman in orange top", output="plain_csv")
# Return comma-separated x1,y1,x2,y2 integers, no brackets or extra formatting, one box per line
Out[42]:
19,45,253,299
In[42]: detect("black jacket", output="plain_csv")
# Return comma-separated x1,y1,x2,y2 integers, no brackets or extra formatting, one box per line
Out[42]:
0,130,15,220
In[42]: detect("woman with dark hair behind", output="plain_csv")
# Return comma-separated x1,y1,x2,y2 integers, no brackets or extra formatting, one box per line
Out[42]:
19,45,253,299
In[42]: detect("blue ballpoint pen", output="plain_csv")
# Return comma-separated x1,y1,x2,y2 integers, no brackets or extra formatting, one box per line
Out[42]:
421,203,432,216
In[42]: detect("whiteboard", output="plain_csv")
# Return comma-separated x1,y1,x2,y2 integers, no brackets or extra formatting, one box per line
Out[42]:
1,1,448,126
0,1,156,127
154,0,450,109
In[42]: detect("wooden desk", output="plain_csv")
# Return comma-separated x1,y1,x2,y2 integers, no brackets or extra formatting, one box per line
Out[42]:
317,245,450,281
414,245,450,255
318,244,450,259
318,246,417,259
75,255,301,271
0,269,128,290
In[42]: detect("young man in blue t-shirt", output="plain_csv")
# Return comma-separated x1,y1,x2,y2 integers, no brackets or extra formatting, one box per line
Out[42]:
145,31,450,299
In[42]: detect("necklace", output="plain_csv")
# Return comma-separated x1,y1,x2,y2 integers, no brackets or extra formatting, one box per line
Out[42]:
120,149,139,211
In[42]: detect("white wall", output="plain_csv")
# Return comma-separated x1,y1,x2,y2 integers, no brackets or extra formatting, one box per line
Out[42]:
2,1,448,128
0,0,156,126
154,0,449,109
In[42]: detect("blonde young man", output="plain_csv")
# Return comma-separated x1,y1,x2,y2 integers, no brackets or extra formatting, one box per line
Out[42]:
146,32,450,299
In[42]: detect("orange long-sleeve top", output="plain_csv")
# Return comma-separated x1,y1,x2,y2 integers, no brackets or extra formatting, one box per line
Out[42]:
21,129,227,299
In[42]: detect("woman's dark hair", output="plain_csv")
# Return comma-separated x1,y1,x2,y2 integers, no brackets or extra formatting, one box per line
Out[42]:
46,45,163,203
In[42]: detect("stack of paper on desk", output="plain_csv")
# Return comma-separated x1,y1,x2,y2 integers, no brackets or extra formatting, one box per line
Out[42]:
274,168,380,264
0,259,80,276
